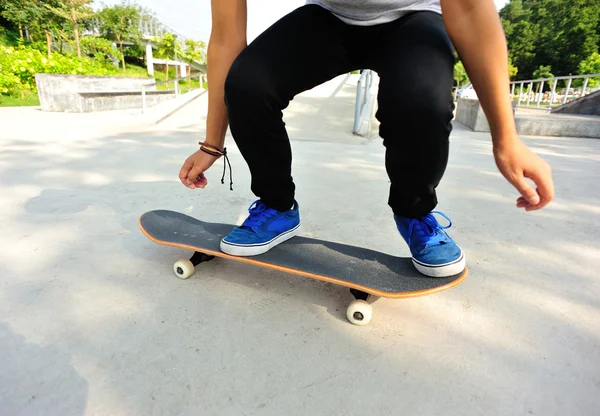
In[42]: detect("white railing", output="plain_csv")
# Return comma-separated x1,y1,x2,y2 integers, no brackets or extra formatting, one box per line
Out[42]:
141,73,205,113
353,70,374,134
84,15,190,42
510,73,600,111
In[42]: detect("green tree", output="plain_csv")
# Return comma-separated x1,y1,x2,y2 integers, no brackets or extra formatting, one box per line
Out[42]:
578,52,600,87
508,57,518,80
500,0,600,79
27,0,64,58
46,0,94,57
153,32,176,80
0,0,32,41
453,60,469,88
532,65,553,93
178,38,206,75
532,65,553,80
98,1,141,69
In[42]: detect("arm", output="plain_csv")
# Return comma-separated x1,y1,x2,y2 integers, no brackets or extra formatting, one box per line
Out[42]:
441,0,554,211
205,0,247,148
179,0,247,188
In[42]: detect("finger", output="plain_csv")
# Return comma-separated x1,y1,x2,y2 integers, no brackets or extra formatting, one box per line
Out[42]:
186,165,204,185
179,159,194,186
516,200,529,208
526,170,554,211
192,174,208,189
513,176,541,206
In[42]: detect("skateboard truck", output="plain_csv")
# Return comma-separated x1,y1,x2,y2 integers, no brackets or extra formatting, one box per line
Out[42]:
174,251,215,279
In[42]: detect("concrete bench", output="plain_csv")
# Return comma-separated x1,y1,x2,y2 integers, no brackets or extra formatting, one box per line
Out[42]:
35,74,174,113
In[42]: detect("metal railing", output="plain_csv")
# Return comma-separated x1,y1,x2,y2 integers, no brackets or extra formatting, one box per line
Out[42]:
353,70,374,134
141,72,205,113
510,73,600,111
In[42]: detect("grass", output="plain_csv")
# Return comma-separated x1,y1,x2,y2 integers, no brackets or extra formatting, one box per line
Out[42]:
0,90,40,107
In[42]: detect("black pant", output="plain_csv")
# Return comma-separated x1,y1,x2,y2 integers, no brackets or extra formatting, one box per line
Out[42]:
224,5,455,218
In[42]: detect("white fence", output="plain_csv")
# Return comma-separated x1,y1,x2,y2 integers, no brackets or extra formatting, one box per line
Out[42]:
510,73,600,111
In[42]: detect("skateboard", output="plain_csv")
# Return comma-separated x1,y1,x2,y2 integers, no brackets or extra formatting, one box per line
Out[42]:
139,210,468,326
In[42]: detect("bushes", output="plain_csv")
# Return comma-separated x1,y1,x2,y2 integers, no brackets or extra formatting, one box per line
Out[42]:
0,44,115,94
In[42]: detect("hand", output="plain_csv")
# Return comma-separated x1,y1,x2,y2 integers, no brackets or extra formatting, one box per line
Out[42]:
179,149,220,189
493,138,554,211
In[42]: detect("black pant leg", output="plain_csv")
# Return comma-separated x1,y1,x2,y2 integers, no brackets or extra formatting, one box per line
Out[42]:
367,12,456,218
225,5,357,211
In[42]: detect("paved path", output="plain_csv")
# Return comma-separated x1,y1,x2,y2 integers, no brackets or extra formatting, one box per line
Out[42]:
1,81,599,415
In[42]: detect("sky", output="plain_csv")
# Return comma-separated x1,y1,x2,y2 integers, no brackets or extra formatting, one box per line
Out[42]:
99,0,510,42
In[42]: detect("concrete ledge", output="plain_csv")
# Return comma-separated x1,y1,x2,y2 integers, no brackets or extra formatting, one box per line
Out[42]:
515,112,600,139
35,74,161,112
77,91,175,113
455,97,600,138
454,98,491,132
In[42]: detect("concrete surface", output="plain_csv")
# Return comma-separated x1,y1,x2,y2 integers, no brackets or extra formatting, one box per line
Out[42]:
552,89,600,116
0,90,205,142
1,76,599,415
455,97,600,139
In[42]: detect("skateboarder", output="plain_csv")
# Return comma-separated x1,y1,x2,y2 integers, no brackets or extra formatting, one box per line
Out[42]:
179,0,555,277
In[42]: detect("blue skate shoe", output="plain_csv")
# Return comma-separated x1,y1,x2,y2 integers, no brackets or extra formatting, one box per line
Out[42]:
395,211,465,277
220,200,300,256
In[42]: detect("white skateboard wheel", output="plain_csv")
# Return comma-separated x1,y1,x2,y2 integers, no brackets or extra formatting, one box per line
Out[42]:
346,300,373,326
173,259,195,279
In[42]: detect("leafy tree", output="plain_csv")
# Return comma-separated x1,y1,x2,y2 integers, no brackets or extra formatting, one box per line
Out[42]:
46,0,94,57
453,60,468,88
508,57,518,80
178,38,206,75
532,65,553,80
97,1,141,69
0,0,32,41
577,52,600,87
25,0,65,58
532,65,553,93
500,0,600,79
153,32,176,80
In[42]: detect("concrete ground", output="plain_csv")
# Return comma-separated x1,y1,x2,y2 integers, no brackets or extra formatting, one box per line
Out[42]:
1,75,599,415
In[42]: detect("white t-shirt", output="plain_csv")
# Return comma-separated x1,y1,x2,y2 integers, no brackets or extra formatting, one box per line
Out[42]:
305,0,442,25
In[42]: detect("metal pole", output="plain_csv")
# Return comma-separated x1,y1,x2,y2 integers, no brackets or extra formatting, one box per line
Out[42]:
548,80,557,111
526,81,533,107
562,77,572,105
582,76,589,97
510,83,515,101
353,72,364,134
518,82,524,107
536,80,544,108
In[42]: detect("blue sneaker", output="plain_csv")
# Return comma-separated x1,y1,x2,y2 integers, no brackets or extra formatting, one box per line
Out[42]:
394,211,465,277
220,200,301,256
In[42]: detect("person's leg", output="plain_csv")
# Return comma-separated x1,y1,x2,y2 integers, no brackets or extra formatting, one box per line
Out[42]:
369,11,455,218
366,12,464,277
221,5,357,256
225,4,356,212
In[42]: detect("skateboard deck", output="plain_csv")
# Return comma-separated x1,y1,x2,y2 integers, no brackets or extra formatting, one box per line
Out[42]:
139,210,468,325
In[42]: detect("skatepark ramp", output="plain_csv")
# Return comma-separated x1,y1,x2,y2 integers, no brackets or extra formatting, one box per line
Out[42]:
551,89,600,116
